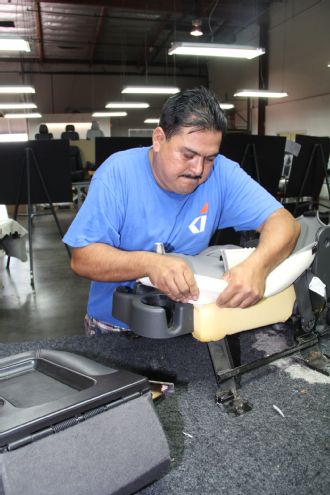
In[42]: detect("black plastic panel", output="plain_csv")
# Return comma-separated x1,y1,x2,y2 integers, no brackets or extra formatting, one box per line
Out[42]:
0,140,72,204
95,136,152,168
0,350,149,448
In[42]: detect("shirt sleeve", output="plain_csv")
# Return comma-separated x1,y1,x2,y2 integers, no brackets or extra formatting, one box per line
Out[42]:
217,157,283,231
63,176,124,248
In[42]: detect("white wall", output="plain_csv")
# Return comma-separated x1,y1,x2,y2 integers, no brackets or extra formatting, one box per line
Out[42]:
266,0,330,136
266,93,330,137
209,0,330,137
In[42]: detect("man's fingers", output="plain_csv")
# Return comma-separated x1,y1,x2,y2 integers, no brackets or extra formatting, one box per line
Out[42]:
217,292,259,308
216,279,261,308
166,274,197,302
163,270,198,303
148,256,198,303
183,270,199,300
217,289,241,308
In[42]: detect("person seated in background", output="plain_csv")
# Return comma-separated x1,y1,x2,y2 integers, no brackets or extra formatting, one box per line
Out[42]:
61,124,79,140
35,124,53,140
63,86,300,336
86,120,104,139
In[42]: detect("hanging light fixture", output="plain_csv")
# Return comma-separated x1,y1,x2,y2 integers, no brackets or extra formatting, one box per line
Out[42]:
144,118,160,124
190,19,203,37
121,86,180,94
220,103,234,110
169,42,265,59
4,112,42,119
0,103,37,109
0,85,35,94
234,89,288,98
0,39,30,52
92,112,127,117
106,102,150,109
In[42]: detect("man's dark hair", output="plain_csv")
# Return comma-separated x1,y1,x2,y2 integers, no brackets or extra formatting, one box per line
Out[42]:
159,86,227,139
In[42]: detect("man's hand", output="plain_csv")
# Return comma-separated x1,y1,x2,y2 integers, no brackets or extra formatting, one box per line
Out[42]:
148,256,199,303
216,262,266,308
216,208,301,309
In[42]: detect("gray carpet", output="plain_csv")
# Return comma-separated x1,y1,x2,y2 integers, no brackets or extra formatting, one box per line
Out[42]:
0,328,329,495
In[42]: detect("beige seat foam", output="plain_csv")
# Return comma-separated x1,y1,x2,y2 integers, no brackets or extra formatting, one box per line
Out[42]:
192,285,296,342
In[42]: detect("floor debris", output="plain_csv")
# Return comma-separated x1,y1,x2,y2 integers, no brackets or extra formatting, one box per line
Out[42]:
273,404,285,418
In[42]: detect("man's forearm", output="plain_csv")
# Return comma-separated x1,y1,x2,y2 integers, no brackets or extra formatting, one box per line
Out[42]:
70,243,157,282
69,242,199,302
250,207,301,276
217,208,301,308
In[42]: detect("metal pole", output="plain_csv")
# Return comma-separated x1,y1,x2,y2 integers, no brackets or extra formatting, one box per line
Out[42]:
26,147,35,289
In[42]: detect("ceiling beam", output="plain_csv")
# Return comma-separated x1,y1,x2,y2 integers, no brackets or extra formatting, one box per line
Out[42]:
136,14,172,74
34,0,45,63
147,13,187,72
90,6,106,64
9,67,208,78
39,0,270,9
39,0,191,14
11,56,206,73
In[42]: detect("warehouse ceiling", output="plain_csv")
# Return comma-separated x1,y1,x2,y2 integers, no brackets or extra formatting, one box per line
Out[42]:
0,0,278,77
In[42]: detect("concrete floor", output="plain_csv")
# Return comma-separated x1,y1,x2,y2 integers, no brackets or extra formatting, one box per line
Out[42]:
0,208,89,343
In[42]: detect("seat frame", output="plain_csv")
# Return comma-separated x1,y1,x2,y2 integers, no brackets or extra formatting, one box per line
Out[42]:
209,224,330,415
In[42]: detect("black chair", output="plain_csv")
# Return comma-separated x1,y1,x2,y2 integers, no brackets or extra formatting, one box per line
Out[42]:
283,135,330,216
70,145,84,182
61,124,79,141
35,124,53,140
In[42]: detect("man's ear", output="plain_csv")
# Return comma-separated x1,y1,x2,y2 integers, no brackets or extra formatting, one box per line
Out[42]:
152,126,166,152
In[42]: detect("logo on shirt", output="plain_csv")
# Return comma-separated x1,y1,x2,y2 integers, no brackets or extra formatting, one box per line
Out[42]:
189,203,208,234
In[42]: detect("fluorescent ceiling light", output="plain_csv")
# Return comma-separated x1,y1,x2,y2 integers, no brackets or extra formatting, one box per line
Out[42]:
0,38,30,52
0,133,28,142
4,112,42,119
92,112,127,117
220,103,234,110
144,118,159,124
122,86,180,94
106,102,150,109
169,42,265,59
0,103,37,109
234,89,288,98
0,86,35,94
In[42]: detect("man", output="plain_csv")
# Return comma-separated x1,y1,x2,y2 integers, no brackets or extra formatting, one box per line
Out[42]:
63,86,300,335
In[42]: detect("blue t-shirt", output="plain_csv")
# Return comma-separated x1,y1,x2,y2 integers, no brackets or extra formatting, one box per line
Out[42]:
63,146,282,325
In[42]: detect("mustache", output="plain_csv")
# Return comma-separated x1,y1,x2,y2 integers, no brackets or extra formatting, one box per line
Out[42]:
180,173,203,180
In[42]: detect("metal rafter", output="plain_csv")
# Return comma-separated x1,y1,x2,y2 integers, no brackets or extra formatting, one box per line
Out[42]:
34,0,45,63
90,6,106,64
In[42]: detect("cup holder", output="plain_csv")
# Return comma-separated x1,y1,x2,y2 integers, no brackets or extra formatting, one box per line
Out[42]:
135,283,156,296
141,294,176,326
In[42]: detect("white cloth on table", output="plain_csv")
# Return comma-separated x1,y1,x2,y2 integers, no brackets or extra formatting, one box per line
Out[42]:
0,219,28,261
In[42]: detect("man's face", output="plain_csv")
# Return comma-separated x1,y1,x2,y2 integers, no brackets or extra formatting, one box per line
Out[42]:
151,126,222,195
